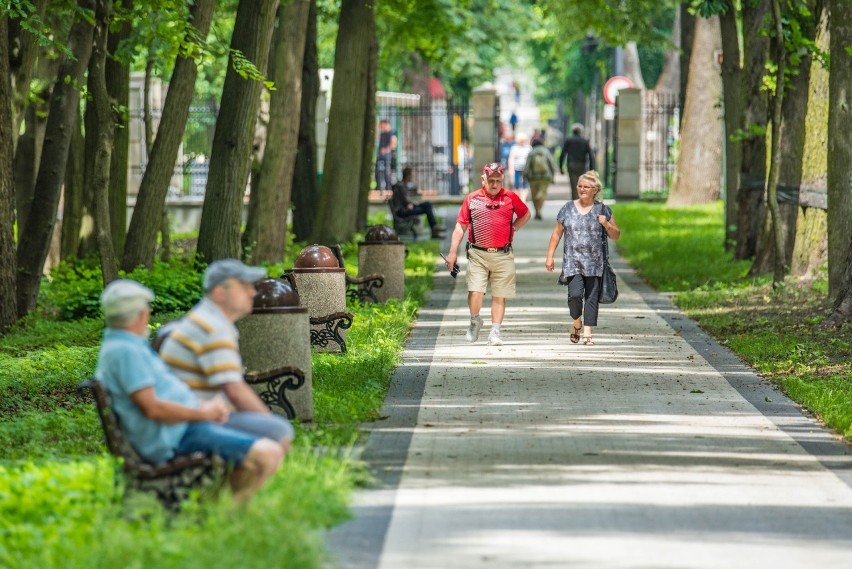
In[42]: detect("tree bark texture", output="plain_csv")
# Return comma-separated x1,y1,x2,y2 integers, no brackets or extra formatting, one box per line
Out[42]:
15,0,95,318
89,0,119,285
751,6,816,277
245,0,310,263
824,239,852,326
8,0,49,147
61,119,85,259
0,18,19,332
678,5,695,120
197,0,279,262
666,16,722,207
355,25,377,233
622,42,646,90
653,7,681,95
292,0,319,243
121,0,216,270
827,0,852,301
719,1,742,249
311,0,375,245
106,0,132,258
734,0,771,259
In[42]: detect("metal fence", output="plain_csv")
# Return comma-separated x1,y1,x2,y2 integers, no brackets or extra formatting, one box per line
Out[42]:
377,99,471,196
641,91,680,193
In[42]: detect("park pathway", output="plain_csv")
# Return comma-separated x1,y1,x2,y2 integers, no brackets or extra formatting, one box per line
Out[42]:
327,199,852,569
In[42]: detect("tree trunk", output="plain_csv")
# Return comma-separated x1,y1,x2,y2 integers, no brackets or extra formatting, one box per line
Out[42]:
622,42,646,90
355,26,377,232
106,0,132,258
88,0,118,285
15,0,95,318
734,0,771,260
666,16,722,207
8,0,49,147
679,5,695,122
245,0,310,263
791,2,829,278
653,7,681,95
78,81,99,259
292,0,319,244
827,0,852,302
61,118,85,259
121,0,216,270
197,0,279,262
311,0,375,244
719,1,742,250
823,239,852,327
0,18,19,332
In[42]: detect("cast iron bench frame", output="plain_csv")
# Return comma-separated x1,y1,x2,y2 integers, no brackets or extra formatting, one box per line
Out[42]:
328,244,384,304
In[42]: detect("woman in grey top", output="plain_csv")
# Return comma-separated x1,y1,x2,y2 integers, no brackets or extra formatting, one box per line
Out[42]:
545,171,620,345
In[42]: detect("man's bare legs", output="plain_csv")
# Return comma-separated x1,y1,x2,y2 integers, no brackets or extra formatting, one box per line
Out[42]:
229,439,284,504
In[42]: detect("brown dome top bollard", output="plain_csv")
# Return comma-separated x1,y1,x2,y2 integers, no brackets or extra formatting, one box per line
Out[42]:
236,276,313,421
358,225,405,302
287,244,353,353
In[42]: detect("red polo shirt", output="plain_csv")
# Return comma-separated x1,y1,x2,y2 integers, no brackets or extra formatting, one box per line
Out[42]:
457,187,529,248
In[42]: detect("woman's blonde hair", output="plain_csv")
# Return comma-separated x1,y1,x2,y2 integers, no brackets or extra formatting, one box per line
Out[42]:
578,170,603,199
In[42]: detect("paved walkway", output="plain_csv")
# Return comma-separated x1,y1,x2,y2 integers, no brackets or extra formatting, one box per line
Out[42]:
327,199,852,568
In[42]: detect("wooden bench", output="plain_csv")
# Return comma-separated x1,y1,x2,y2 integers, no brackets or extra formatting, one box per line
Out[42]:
329,244,384,304
389,200,420,240
78,379,227,511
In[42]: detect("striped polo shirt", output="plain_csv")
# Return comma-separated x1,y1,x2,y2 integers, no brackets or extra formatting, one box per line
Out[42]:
457,187,529,248
159,297,244,400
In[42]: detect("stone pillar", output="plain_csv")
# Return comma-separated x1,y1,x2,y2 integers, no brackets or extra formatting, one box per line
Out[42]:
615,88,642,199
290,245,349,353
358,225,405,302
471,82,500,175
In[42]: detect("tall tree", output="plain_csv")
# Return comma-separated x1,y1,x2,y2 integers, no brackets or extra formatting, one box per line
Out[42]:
292,0,319,243
88,0,118,285
718,0,742,249
826,0,852,304
0,16,18,332
7,0,48,145
666,15,722,206
355,20,377,233
311,0,375,244
121,0,216,270
15,0,95,317
197,0,279,262
244,0,310,263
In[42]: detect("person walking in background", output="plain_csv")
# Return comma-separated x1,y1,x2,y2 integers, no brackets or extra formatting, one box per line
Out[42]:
445,162,530,346
544,171,620,346
509,111,518,134
507,133,532,200
559,123,596,200
391,167,446,239
523,137,557,220
159,259,295,456
95,280,283,503
375,118,398,192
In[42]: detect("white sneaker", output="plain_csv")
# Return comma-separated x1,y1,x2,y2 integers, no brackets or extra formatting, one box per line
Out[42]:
465,316,483,342
487,329,503,346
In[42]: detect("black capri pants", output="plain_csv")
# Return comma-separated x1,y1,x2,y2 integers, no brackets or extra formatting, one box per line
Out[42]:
566,274,602,327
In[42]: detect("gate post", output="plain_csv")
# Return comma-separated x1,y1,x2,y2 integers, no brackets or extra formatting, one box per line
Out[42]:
471,83,499,175
615,88,642,199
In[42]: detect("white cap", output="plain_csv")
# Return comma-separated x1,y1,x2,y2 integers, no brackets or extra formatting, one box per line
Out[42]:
100,279,154,320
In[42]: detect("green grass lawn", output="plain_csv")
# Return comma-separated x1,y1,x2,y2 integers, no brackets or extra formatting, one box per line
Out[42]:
615,200,852,438
0,236,439,569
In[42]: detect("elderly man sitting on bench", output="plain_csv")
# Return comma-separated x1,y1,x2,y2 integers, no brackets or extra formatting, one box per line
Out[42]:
390,167,446,239
94,279,283,503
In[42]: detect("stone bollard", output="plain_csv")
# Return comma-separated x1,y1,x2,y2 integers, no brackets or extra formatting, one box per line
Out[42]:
358,225,405,302
286,244,353,353
236,276,313,421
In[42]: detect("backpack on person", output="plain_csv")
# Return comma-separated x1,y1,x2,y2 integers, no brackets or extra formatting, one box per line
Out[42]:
529,150,550,179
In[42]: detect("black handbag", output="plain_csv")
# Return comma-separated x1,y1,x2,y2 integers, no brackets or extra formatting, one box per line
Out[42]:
599,206,618,304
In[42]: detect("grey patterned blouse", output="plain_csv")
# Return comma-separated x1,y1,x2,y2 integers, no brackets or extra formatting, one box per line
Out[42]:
555,201,612,282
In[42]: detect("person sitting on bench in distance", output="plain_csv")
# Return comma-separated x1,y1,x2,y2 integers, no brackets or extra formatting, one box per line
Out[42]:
94,279,283,503
159,259,294,456
390,167,446,239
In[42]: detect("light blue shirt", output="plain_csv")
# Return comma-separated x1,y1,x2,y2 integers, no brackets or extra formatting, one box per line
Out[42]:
95,328,200,464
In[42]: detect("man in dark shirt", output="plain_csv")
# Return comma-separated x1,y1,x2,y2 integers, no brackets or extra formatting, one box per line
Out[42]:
375,119,397,192
391,167,445,239
559,123,596,200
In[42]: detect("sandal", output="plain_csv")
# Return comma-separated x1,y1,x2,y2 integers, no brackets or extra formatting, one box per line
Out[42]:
570,324,582,344
582,335,595,346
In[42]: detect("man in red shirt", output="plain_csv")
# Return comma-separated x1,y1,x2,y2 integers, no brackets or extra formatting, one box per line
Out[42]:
445,162,531,346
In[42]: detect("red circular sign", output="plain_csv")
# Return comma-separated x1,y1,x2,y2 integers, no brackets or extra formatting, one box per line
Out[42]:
603,76,634,105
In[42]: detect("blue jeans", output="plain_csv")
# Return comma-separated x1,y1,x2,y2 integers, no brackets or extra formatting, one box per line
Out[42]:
226,411,294,443
397,201,438,229
514,171,528,190
176,422,260,465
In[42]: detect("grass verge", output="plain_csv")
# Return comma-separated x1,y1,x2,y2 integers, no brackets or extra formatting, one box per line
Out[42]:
615,201,852,438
